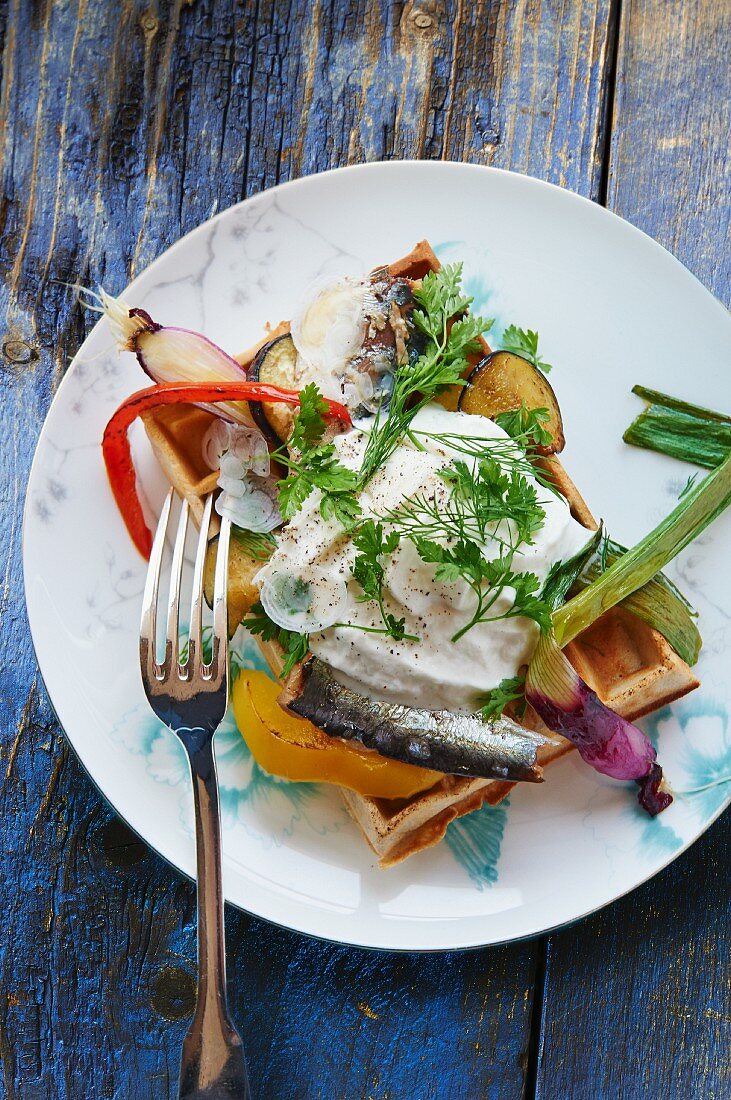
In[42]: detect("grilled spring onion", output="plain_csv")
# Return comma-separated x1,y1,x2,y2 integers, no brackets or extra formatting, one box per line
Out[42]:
623,385,731,469
526,450,731,815
553,450,731,648
544,529,701,667
577,538,701,667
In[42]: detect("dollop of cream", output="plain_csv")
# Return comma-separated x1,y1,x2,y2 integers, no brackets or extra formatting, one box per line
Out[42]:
255,405,592,711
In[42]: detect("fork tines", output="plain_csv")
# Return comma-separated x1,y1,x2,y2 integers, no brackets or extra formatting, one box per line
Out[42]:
140,490,231,694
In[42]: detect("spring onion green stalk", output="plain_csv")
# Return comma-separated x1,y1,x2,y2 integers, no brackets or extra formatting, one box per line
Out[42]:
577,539,701,667
526,450,731,815
623,385,731,469
553,450,731,648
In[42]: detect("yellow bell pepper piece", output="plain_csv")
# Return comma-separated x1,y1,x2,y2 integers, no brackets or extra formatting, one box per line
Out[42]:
232,669,442,800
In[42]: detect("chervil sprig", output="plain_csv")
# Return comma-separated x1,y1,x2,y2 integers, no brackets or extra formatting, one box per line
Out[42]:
494,404,554,449
479,675,527,721
500,325,553,374
275,383,361,525
383,457,547,552
243,600,310,679
348,520,418,642
358,264,493,485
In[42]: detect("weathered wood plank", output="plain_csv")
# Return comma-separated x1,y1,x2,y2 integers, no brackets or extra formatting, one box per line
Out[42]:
0,2,617,1098
607,0,731,306
536,817,731,1100
536,3,731,1097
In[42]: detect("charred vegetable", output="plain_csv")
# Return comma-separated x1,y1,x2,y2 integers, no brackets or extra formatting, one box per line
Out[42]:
233,670,441,798
282,657,553,783
527,447,731,814
624,385,731,469
90,289,259,427
526,632,672,815
458,351,565,454
249,334,299,447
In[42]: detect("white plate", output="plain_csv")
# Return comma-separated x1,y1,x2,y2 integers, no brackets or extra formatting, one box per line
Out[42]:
23,162,731,951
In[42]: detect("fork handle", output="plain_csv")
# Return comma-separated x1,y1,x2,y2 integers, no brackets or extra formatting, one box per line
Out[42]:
179,736,251,1100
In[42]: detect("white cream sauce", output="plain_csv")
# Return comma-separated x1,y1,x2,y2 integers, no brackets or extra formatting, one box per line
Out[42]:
255,404,592,711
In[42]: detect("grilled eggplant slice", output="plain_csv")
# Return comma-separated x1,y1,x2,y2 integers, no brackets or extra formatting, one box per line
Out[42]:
458,350,565,454
249,333,298,446
282,657,553,782
203,531,268,636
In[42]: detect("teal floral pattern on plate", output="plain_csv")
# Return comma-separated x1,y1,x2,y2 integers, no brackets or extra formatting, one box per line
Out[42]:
445,800,509,888
112,627,351,848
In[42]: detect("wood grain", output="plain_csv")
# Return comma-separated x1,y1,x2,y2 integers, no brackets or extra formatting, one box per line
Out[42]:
536,3,731,1097
2,1,726,1098
607,0,731,305
536,816,731,1100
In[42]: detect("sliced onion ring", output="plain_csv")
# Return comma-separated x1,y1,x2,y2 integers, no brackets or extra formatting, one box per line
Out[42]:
259,569,348,633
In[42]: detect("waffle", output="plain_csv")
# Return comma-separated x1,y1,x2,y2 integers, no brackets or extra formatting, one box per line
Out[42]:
141,243,699,867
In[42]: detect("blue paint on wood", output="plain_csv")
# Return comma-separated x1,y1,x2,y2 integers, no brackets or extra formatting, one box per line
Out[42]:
1,1,727,1098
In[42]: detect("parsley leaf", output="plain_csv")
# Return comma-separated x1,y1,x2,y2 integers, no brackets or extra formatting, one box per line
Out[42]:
479,676,527,721
349,520,417,642
289,382,330,451
279,631,311,678
275,383,361,525
494,403,553,449
359,264,493,484
501,325,553,374
242,600,279,642
243,600,310,679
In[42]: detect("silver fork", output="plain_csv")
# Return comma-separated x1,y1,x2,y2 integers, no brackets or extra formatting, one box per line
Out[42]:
140,489,250,1100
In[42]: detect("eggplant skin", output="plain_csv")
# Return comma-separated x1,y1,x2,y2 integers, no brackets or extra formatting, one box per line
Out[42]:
281,658,551,783
249,333,298,446
458,350,565,454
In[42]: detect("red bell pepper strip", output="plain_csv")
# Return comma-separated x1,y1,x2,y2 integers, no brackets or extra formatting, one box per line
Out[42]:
102,380,352,559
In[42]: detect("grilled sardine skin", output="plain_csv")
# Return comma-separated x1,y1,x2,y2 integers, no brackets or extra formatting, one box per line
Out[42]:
284,659,551,783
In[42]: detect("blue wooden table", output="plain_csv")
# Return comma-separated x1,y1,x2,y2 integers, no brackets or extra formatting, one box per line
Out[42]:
1,3,729,1097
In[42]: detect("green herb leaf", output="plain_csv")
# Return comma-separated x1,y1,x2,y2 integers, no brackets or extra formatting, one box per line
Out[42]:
349,520,416,641
501,325,553,374
276,384,361,525
242,600,280,642
679,473,699,500
359,264,493,485
243,600,310,679
494,403,553,449
480,675,527,720
289,382,330,451
280,630,311,678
